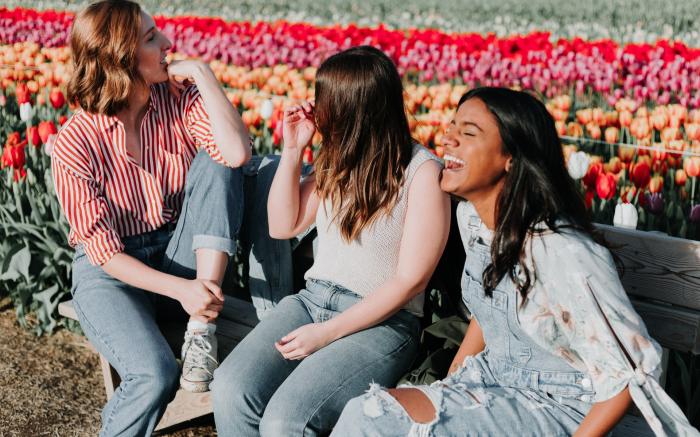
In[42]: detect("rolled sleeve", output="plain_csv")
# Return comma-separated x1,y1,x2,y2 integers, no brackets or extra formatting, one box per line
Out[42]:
51,156,124,266
182,85,235,168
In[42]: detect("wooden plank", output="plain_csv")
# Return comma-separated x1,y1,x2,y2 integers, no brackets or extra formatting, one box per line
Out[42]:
632,298,700,354
155,390,212,432
99,354,120,400
598,225,700,310
58,300,77,320
612,414,654,437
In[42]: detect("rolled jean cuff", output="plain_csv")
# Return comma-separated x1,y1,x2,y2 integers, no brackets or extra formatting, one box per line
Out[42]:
192,234,237,255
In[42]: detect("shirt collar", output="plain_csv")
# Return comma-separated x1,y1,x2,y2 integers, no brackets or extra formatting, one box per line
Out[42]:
91,86,159,133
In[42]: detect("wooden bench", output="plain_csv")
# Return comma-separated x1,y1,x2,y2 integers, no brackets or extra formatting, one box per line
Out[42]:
57,224,700,435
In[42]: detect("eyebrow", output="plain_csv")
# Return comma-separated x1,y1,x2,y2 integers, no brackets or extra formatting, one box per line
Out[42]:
458,121,483,132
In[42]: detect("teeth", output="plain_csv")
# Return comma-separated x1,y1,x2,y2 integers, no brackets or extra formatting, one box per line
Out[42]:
443,154,465,165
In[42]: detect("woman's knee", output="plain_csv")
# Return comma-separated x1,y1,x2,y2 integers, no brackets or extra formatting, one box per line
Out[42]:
129,356,180,404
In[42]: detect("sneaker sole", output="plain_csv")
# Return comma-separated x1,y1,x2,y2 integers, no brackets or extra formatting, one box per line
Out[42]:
179,375,211,393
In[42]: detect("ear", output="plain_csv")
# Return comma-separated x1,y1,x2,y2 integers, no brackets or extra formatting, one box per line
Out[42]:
505,156,513,173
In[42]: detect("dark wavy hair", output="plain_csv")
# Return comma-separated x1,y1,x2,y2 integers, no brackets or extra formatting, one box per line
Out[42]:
458,88,601,300
314,46,414,241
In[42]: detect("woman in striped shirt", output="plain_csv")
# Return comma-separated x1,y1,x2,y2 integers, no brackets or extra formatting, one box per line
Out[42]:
51,1,250,435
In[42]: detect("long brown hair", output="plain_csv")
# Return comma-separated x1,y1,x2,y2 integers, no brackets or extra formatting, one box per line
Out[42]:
314,46,414,241
67,0,143,116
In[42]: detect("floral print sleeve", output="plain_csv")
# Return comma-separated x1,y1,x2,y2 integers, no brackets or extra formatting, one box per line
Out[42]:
519,230,698,436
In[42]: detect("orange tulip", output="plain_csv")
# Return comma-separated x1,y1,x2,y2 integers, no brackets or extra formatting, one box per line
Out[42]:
606,157,623,175
619,111,632,127
576,109,593,125
586,123,602,140
675,169,688,186
618,146,635,163
684,156,700,178
649,175,664,193
651,112,668,131
567,122,583,138
604,127,619,144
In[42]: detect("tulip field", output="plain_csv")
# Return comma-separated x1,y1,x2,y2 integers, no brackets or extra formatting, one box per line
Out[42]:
1,3,700,336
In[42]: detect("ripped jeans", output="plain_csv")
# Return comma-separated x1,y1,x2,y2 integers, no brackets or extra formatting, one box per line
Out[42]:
331,352,592,437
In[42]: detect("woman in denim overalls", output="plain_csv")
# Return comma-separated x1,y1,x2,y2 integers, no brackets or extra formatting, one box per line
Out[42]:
332,88,697,436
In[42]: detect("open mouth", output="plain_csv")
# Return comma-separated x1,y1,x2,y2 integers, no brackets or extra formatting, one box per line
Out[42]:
443,153,465,170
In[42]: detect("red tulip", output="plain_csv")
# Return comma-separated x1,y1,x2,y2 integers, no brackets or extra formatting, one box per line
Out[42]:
26,125,41,147
58,115,68,126
38,121,57,144
583,161,603,189
596,172,617,200
49,88,65,109
1,144,26,170
630,161,651,188
15,82,31,105
303,146,313,164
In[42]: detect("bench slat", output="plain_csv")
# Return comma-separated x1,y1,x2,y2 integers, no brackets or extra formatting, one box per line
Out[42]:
632,297,700,354
599,225,700,311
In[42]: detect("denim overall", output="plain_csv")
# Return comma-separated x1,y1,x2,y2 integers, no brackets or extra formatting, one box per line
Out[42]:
332,207,596,437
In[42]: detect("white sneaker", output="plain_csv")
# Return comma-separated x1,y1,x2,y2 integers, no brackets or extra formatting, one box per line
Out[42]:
180,328,218,393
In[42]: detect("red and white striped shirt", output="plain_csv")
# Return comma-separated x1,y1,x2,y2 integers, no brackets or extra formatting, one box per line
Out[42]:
51,84,235,266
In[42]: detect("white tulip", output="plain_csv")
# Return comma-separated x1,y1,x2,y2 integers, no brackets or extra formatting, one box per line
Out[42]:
613,203,638,229
567,151,590,180
19,102,33,122
260,99,274,120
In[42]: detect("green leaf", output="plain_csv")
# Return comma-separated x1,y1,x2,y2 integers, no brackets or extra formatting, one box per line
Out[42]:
0,244,31,282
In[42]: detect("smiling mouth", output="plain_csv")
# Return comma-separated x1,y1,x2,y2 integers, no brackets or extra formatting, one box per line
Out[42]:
443,153,465,170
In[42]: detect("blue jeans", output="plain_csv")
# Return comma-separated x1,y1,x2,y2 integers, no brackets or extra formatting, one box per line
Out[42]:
241,155,315,319
211,279,421,437
70,150,243,437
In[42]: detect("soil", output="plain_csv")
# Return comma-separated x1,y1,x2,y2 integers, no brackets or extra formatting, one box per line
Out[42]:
0,298,216,437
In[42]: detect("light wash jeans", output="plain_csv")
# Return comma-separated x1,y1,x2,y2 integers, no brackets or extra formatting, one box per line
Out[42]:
332,204,593,436
70,150,243,437
211,279,421,437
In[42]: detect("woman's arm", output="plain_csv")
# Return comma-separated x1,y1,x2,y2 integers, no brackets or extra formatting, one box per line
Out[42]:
168,60,251,167
574,388,633,437
276,160,450,359
447,317,486,375
267,102,320,239
102,253,225,322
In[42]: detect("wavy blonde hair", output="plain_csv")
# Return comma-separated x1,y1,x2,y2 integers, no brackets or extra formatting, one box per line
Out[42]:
314,46,414,242
67,0,143,116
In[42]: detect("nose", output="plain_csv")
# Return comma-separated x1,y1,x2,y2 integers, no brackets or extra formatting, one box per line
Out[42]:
442,123,458,147
162,37,173,52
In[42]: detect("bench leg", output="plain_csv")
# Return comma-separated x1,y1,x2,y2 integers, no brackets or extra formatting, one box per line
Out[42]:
99,354,120,400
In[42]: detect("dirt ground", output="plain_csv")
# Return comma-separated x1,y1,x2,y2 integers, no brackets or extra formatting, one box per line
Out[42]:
0,298,216,437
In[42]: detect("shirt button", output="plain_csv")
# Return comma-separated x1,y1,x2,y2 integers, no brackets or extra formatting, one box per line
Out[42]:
581,378,592,389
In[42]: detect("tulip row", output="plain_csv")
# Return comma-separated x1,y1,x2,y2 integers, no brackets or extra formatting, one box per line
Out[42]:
7,0,700,47
3,8,700,108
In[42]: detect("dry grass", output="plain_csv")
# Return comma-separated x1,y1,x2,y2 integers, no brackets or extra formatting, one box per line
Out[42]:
0,298,216,436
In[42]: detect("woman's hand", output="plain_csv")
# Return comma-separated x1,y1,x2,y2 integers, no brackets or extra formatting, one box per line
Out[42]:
176,278,225,321
166,59,209,98
283,101,316,151
275,322,335,360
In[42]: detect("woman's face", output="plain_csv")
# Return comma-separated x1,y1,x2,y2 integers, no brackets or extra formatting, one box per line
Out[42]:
135,12,172,85
439,97,511,200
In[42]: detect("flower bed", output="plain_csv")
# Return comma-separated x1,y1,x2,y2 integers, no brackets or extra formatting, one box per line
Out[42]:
1,9,699,336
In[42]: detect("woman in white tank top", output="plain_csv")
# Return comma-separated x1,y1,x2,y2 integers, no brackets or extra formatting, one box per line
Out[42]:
211,46,450,436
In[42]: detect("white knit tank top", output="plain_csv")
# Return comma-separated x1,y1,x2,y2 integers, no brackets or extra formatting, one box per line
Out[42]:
304,144,442,317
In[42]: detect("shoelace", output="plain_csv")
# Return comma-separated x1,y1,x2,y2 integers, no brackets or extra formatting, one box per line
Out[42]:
183,333,219,376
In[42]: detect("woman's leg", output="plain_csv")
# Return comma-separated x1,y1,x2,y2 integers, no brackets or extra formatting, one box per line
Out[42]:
71,256,179,437
161,149,244,391
257,312,420,437
211,294,313,437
